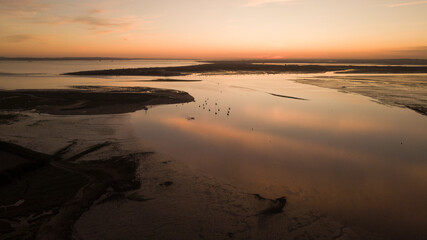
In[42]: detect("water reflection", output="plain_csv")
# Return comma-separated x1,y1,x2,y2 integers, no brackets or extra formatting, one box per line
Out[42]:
130,75,427,239
1,60,425,238
0,59,201,89
244,106,393,133
0,59,200,75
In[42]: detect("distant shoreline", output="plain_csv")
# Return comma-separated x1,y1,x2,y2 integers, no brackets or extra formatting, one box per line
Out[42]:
0,57,199,61
1,57,427,65
64,62,427,76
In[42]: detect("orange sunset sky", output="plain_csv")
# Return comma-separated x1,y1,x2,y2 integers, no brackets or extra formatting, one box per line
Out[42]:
0,0,426,59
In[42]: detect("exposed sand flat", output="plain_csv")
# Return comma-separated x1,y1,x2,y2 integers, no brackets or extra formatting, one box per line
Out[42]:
293,75,427,115
0,113,146,239
0,113,24,125
0,86,194,115
64,62,427,76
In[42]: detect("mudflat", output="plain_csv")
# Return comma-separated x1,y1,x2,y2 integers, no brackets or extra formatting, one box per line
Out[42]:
293,75,427,115
0,86,196,239
0,139,145,240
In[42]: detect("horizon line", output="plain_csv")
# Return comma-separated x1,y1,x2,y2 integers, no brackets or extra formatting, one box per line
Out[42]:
1,56,426,61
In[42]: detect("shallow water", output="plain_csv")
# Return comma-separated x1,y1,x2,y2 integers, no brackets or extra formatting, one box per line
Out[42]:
0,60,426,239
0,59,200,75
0,59,200,89
129,74,427,239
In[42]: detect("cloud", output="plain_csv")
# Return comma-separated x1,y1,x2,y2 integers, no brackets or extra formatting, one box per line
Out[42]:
26,10,137,34
243,0,294,7
88,9,105,14
1,34,40,42
1,2,150,35
0,0,50,17
396,46,427,52
71,16,132,30
389,1,427,7
390,46,427,58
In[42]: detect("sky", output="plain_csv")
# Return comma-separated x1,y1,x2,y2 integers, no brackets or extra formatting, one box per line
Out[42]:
0,0,426,59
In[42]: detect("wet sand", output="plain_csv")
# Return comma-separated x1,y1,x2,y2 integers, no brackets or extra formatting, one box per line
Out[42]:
0,114,24,125
64,62,427,76
0,140,138,239
0,87,372,239
293,75,427,115
0,86,195,239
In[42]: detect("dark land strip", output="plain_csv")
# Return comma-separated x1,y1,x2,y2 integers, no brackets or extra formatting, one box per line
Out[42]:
0,86,194,115
267,93,308,101
137,78,202,82
64,62,427,76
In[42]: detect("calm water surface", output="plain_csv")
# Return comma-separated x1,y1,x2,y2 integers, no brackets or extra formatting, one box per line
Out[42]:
0,59,200,75
0,59,200,89
0,60,426,239
129,74,427,239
